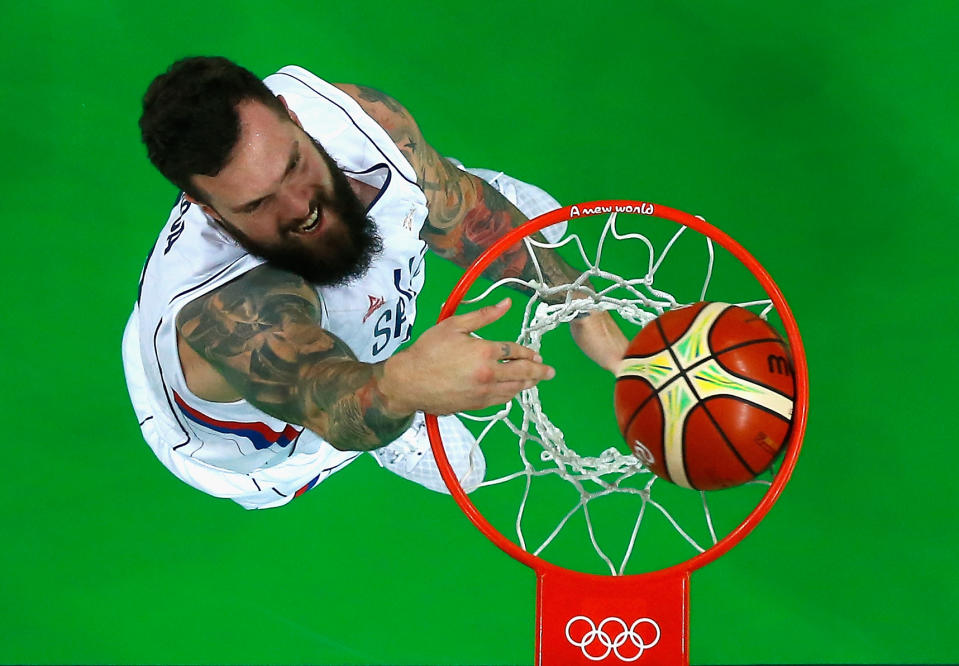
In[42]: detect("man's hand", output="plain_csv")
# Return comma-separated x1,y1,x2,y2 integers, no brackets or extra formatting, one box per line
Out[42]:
381,298,555,415
570,310,629,374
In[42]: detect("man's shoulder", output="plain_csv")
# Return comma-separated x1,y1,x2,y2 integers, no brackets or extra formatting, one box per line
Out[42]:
263,68,412,144
263,65,357,108
264,65,415,142
137,193,262,314
327,83,413,138
264,67,423,182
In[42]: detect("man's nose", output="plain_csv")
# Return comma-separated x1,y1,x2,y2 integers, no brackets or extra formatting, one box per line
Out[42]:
277,184,312,220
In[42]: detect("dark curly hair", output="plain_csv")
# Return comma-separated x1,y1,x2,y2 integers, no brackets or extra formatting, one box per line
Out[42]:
139,56,287,202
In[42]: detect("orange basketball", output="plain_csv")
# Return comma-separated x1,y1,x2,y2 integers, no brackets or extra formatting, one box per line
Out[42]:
614,302,795,490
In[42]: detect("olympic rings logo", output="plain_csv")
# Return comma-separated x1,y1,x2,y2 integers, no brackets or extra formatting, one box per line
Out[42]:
565,615,661,661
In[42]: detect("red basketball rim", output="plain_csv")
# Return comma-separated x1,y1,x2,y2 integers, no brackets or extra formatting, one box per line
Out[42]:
426,200,809,580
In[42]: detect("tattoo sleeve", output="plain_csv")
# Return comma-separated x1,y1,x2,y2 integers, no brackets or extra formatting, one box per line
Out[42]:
344,81,584,294
418,160,582,295
176,265,413,451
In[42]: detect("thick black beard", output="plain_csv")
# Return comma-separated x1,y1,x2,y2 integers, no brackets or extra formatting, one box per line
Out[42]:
217,141,382,287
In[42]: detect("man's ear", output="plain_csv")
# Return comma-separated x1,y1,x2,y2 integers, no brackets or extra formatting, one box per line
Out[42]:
184,193,222,222
277,94,303,128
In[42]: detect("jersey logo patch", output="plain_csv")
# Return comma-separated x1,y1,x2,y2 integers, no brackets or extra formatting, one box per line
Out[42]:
363,295,387,323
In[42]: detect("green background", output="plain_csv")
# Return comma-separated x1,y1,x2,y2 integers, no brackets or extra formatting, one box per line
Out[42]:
2,1,955,664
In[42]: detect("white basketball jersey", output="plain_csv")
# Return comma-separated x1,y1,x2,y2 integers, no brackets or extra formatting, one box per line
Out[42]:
122,65,429,508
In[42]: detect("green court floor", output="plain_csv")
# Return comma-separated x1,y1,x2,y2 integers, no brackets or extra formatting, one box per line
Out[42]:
1,2,956,664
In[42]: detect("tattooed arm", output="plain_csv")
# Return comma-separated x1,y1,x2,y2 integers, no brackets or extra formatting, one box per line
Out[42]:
337,83,573,284
176,264,413,451
337,83,628,372
177,265,553,445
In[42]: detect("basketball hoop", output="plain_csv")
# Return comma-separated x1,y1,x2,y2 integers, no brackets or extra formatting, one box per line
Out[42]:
426,201,808,665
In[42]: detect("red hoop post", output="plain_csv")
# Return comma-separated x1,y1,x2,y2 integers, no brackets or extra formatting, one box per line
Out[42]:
426,201,809,665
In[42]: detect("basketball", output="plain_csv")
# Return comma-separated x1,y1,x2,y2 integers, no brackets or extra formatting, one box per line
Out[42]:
614,302,795,490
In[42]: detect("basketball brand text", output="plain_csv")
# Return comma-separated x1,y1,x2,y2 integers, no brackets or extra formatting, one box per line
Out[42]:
767,354,793,376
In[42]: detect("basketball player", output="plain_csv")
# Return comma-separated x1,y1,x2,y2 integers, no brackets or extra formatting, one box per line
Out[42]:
122,57,626,509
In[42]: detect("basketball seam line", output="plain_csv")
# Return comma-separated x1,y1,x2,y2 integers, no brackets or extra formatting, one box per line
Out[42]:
657,312,758,487
617,335,789,435
711,339,795,400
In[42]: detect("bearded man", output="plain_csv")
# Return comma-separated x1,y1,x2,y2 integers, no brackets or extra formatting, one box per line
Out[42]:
122,57,625,509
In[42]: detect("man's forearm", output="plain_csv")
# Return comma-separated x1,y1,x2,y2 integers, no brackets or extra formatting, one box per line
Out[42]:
420,172,628,372
423,173,581,291
297,359,415,451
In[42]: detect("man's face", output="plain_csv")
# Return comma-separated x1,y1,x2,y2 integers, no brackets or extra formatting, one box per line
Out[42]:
190,99,381,286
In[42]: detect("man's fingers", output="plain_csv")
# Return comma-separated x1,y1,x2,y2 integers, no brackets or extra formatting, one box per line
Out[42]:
490,341,540,362
491,381,533,402
449,298,512,333
493,358,555,383
489,375,552,404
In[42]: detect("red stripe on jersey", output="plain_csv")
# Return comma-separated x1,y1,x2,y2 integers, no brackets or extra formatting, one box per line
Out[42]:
173,391,301,444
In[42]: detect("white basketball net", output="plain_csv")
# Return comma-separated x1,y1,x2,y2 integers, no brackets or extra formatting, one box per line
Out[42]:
456,211,778,575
